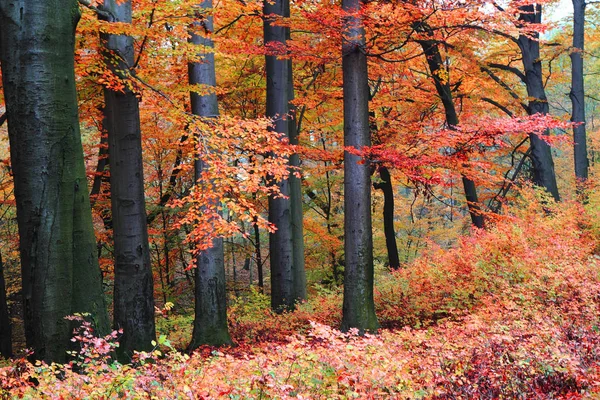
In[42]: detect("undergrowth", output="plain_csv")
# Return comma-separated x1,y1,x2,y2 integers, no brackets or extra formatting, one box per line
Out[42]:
2,188,600,398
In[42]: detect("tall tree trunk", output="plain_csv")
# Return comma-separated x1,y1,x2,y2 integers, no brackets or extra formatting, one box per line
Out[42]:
187,0,232,350
0,0,109,362
0,252,11,358
264,0,305,312
571,0,588,190
517,4,560,201
373,167,400,269
288,61,307,302
102,0,156,360
340,0,379,333
417,38,485,229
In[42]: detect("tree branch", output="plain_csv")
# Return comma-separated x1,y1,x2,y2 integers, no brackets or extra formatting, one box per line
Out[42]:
78,0,116,21
481,97,514,117
146,135,188,225
487,62,527,84
443,24,518,44
480,66,528,112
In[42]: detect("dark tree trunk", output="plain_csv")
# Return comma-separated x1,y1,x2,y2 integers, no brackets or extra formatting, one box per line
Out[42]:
369,109,400,269
417,38,485,229
340,0,379,333
517,4,560,201
0,252,11,358
571,0,588,189
187,0,232,351
373,167,400,269
102,0,156,360
89,129,109,207
0,0,109,362
264,0,305,312
253,215,264,291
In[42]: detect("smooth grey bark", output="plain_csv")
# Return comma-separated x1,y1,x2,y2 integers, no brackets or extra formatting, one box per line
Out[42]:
571,0,588,187
264,0,305,312
102,0,156,360
517,4,560,201
417,38,485,229
187,0,232,351
0,0,109,362
0,252,11,358
288,61,307,302
340,0,379,333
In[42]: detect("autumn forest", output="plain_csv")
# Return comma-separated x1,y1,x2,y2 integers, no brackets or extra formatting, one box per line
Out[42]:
1,0,600,397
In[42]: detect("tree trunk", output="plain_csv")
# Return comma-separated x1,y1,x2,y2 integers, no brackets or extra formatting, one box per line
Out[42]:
288,61,307,302
187,0,232,350
369,109,401,269
571,0,588,190
340,0,379,333
417,38,485,229
517,4,560,201
373,167,400,269
0,252,11,358
102,0,156,360
264,0,305,312
0,0,109,362
89,129,109,207
253,214,264,291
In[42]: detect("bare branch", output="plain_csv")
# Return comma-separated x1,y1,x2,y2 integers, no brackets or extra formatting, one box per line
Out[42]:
487,62,526,84
78,0,116,21
480,66,528,112
481,97,514,117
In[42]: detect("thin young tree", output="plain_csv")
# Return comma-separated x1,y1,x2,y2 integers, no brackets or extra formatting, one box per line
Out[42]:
187,0,233,350
0,0,109,362
0,252,11,358
264,0,306,311
102,0,156,360
340,0,380,333
571,0,588,191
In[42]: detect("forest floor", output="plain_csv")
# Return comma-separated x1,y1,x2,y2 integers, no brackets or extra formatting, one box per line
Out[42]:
2,193,600,399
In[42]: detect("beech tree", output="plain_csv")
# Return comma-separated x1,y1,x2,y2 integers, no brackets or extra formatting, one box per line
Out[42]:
517,4,560,201
0,0,109,362
264,0,306,311
415,30,485,229
187,0,232,350
102,0,156,359
340,0,379,333
288,62,307,303
571,0,588,189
